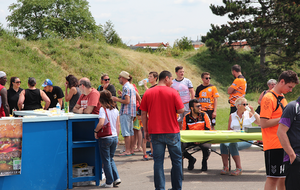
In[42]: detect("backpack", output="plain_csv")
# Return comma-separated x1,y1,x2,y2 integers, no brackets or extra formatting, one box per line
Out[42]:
185,112,210,130
269,91,286,112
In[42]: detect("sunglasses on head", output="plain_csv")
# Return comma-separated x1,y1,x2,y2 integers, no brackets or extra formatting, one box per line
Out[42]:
205,77,211,80
103,78,110,81
241,103,248,106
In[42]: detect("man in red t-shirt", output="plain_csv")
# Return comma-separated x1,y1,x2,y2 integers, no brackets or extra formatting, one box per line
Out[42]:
73,77,101,115
0,71,9,117
140,70,184,190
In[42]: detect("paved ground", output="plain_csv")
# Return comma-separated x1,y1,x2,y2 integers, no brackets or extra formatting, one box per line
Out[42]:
73,145,266,190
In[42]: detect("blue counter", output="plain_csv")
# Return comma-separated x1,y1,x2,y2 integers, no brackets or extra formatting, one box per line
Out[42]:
0,112,101,190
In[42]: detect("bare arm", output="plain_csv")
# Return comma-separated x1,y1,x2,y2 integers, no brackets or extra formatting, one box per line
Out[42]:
141,111,150,141
136,91,141,105
278,124,296,163
228,114,232,130
260,117,280,129
189,88,195,100
177,108,184,114
18,90,25,110
40,90,50,110
94,118,105,139
58,98,63,108
72,104,83,114
249,105,260,125
116,115,120,137
112,95,130,105
65,87,76,102
227,87,235,94
143,80,149,90
0,88,9,116
257,91,265,105
83,106,94,114
213,97,218,118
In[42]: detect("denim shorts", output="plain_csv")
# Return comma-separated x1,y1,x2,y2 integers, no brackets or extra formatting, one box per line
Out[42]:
120,114,134,137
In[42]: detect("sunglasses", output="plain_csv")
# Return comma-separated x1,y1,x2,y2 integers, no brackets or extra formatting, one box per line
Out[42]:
195,105,202,108
241,103,249,106
103,78,110,81
14,81,21,84
205,77,211,80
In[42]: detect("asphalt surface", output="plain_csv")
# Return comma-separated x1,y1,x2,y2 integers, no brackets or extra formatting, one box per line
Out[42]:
72,145,266,190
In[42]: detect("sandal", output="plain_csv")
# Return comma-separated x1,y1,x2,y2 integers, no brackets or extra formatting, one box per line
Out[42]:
230,168,242,176
220,166,229,175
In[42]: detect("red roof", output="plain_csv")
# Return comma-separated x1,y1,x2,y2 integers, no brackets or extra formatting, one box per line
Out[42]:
134,43,167,47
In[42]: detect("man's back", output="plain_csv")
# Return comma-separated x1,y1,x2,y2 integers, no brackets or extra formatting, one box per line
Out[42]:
140,86,183,134
228,75,247,106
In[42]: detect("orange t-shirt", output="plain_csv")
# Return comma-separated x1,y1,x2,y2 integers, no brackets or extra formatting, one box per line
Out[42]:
229,75,247,107
260,90,287,151
195,84,219,111
182,112,211,131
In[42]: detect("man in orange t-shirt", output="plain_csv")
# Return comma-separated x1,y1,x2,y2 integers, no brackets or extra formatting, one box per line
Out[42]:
228,64,247,114
260,70,299,190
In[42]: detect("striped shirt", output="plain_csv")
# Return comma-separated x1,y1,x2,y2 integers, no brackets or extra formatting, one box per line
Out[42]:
120,82,136,117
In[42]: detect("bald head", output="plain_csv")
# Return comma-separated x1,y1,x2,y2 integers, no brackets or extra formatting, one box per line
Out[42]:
79,77,92,88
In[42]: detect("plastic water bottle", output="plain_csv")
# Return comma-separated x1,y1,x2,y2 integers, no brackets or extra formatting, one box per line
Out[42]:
56,103,61,115
138,78,148,86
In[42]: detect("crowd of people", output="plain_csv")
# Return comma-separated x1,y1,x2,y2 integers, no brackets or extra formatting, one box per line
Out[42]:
0,65,299,190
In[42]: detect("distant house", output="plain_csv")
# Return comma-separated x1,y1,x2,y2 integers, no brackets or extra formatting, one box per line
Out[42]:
225,41,251,50
129,42,169,50
191,41,205,50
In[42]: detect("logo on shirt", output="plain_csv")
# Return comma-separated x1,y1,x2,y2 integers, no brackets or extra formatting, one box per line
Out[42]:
54,94,57,99
201,92,207,97
208,88,212,92
81,100,88,109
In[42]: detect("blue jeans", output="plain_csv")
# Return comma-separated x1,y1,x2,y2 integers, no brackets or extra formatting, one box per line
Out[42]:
220,141,253,156
98,136,119,185
151,133,182,190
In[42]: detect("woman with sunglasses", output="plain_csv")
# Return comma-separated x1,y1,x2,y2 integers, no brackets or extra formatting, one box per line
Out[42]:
65,75,81,112
7,77,23,114
98,74,116,97
220,97,260,176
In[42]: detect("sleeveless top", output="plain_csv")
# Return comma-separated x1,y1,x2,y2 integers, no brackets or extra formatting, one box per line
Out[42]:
230,110,256,131
23,89,42,110
69,87,81,112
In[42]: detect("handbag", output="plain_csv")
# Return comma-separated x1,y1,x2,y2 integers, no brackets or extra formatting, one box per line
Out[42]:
97,108,112,138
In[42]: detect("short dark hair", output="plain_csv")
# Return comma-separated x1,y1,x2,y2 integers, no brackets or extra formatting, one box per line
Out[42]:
175,66,183,73
278,70,299,84
9,77,18,89
159,70,172,81
28,77,36,87
189,99,199,109
66,75,79,88
101,73,109,81
80,79,92,88
201,72,210,79
231,64,241,72
149,71,158,81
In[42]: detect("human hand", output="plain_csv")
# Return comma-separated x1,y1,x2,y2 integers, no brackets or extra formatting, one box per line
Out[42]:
112,96,118,102
117,90,122,96
65,82,68,88
103,83,109,90
94,132,99,139
212,111,217,118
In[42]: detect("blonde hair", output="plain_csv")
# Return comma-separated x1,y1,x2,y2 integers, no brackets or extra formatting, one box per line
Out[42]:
235,97,247,107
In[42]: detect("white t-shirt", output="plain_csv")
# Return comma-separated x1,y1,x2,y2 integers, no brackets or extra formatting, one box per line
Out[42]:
171,78,193,104
98,107,119,137
230,110,256,131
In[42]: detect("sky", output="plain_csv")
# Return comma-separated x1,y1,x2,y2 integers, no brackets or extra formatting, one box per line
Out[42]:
0,0,230,46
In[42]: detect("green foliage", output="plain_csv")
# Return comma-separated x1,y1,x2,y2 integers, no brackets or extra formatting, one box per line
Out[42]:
203,0,300,73
100,20,126,48
174,36,194,51
6,0,101,40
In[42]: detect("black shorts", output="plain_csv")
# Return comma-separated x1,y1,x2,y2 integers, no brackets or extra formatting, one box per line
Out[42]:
264,149,286,177
285,156,300,190
205,110,216,126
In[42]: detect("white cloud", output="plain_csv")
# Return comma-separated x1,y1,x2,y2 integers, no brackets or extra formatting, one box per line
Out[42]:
160,28,186,34
94,13,111,19
174,0,222,5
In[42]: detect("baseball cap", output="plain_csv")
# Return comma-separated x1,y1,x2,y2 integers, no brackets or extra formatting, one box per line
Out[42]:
0,71,6,78
42,79,53,87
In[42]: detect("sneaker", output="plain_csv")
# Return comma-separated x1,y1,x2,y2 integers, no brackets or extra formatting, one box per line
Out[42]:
119,148,125,154
102,172,106,180
188,157,196,170
143,155,149,161
113,178,121,187
100,183,113,188
146,150,151,154
201,160,208,171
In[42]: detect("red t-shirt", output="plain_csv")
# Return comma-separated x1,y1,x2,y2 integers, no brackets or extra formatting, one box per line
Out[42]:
140,86,184,134
76,88,101,114
0,85,5,117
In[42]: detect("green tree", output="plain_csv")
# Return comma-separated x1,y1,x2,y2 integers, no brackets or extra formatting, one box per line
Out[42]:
6,0,100,40
202,0,300,72
101,20,124,46
174,36,194,51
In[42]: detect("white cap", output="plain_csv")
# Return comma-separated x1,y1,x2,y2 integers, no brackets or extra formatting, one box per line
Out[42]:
0,71,6,78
